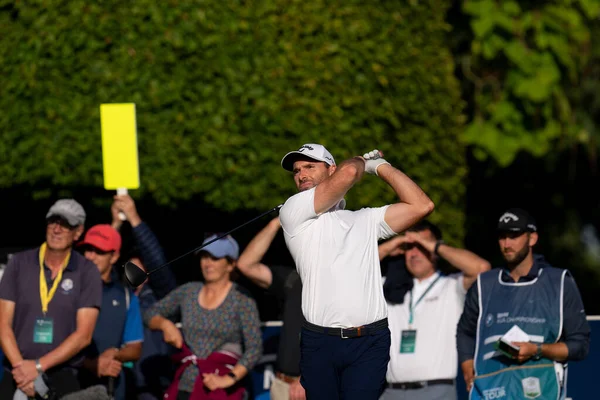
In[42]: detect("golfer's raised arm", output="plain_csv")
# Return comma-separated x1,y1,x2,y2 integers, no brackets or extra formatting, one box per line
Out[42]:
376,163,434,234
314,157,365,214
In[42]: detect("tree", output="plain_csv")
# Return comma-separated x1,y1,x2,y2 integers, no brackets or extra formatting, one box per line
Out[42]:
453,0,600,166
0,1,466,241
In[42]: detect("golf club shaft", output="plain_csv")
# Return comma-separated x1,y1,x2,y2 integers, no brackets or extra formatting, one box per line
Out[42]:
145,204,283,277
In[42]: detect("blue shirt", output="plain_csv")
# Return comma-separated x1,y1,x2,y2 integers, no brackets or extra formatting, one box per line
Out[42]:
456,255,590,364
83,272,144,400
90,276,143,356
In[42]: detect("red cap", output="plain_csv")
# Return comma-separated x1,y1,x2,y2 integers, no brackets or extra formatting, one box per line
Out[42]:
79,224,122,252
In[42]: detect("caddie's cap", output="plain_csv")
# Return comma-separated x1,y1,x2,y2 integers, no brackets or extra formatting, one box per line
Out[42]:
497,208,537,233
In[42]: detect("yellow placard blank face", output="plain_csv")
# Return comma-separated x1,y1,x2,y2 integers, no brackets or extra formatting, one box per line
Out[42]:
100,103,140,189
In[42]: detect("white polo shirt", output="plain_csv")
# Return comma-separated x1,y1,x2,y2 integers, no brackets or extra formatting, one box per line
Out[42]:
279,187,395,328
386,272,467,382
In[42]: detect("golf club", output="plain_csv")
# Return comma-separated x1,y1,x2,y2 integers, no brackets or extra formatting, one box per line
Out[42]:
123,204,283,287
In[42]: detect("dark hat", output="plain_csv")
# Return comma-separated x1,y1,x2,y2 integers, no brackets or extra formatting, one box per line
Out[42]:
497,208,537,233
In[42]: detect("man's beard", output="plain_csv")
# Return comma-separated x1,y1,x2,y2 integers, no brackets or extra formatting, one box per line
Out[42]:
503,243,529,268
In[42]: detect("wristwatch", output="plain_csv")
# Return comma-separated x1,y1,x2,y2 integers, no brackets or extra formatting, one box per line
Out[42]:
434,240,445,256
533,344,543,360
35,359,43,374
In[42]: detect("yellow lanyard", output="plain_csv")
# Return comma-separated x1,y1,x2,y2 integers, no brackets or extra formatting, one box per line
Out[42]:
38,242,71,315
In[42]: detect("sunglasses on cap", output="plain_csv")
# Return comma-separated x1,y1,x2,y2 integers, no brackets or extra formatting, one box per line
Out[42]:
46,216,77,230
79,245,113,256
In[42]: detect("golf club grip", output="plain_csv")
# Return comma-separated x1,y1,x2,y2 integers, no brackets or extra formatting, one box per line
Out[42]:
146,204,282,277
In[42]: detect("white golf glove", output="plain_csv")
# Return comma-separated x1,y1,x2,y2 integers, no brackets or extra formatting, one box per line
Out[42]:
363,149,390,176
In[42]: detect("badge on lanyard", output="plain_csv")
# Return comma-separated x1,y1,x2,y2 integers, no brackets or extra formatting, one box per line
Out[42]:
402,274,442,354
400,330,417,353
37,243,70,345
33,317,54,344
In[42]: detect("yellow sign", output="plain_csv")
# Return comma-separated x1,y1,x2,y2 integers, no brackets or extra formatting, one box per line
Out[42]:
100,103,140,189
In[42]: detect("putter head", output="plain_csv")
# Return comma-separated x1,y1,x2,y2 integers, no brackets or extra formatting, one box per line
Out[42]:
124,261,148,287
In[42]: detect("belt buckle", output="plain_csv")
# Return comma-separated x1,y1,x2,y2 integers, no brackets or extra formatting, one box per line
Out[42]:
340,326,364,339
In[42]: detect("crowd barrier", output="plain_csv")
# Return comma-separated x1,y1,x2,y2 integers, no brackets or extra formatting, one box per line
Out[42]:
251,319,598,400
0,318,595,399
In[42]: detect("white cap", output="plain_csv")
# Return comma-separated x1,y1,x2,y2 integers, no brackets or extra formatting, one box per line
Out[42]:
281,144,336,171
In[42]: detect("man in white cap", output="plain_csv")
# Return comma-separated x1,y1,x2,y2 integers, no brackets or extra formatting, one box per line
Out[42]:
278,144,434,400
0,199,102,398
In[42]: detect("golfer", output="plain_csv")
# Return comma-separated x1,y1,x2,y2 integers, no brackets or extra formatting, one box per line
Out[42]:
278,144,434,399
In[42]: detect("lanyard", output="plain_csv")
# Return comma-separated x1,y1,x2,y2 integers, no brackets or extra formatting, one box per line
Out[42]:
408,274,442,326
39,242,71,315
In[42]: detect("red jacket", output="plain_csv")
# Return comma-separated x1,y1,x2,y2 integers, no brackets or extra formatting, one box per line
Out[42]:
164,343,245,400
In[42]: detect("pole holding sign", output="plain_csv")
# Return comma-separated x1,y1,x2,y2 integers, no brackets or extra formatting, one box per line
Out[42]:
100,103,140,220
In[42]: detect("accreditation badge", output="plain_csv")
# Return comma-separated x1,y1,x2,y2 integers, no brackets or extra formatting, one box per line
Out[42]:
33,317,54,344
400,330,417,353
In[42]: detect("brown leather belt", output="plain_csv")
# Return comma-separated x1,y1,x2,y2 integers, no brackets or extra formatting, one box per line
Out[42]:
275,371,300,384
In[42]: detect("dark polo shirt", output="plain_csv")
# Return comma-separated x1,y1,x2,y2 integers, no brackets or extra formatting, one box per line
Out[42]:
269,265,303,376
0,247,102,365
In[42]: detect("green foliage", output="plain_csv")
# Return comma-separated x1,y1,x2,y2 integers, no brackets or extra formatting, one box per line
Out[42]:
567,18,600,162
459,0,600,165
0,0,466,241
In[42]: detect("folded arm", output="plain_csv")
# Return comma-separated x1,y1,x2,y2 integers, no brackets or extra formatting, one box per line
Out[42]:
39,307,99,371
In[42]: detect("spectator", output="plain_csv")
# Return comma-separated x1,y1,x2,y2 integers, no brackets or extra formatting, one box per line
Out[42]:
237,217,305,400
0,199,102,398
378,220,490,400
110,194,177,400
457,208,591,399
111,194,177,300
78,224,144,400
144,235,262,400
124,254,177,400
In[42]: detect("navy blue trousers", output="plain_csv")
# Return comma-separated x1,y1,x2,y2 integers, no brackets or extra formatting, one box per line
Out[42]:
299,326,391,400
